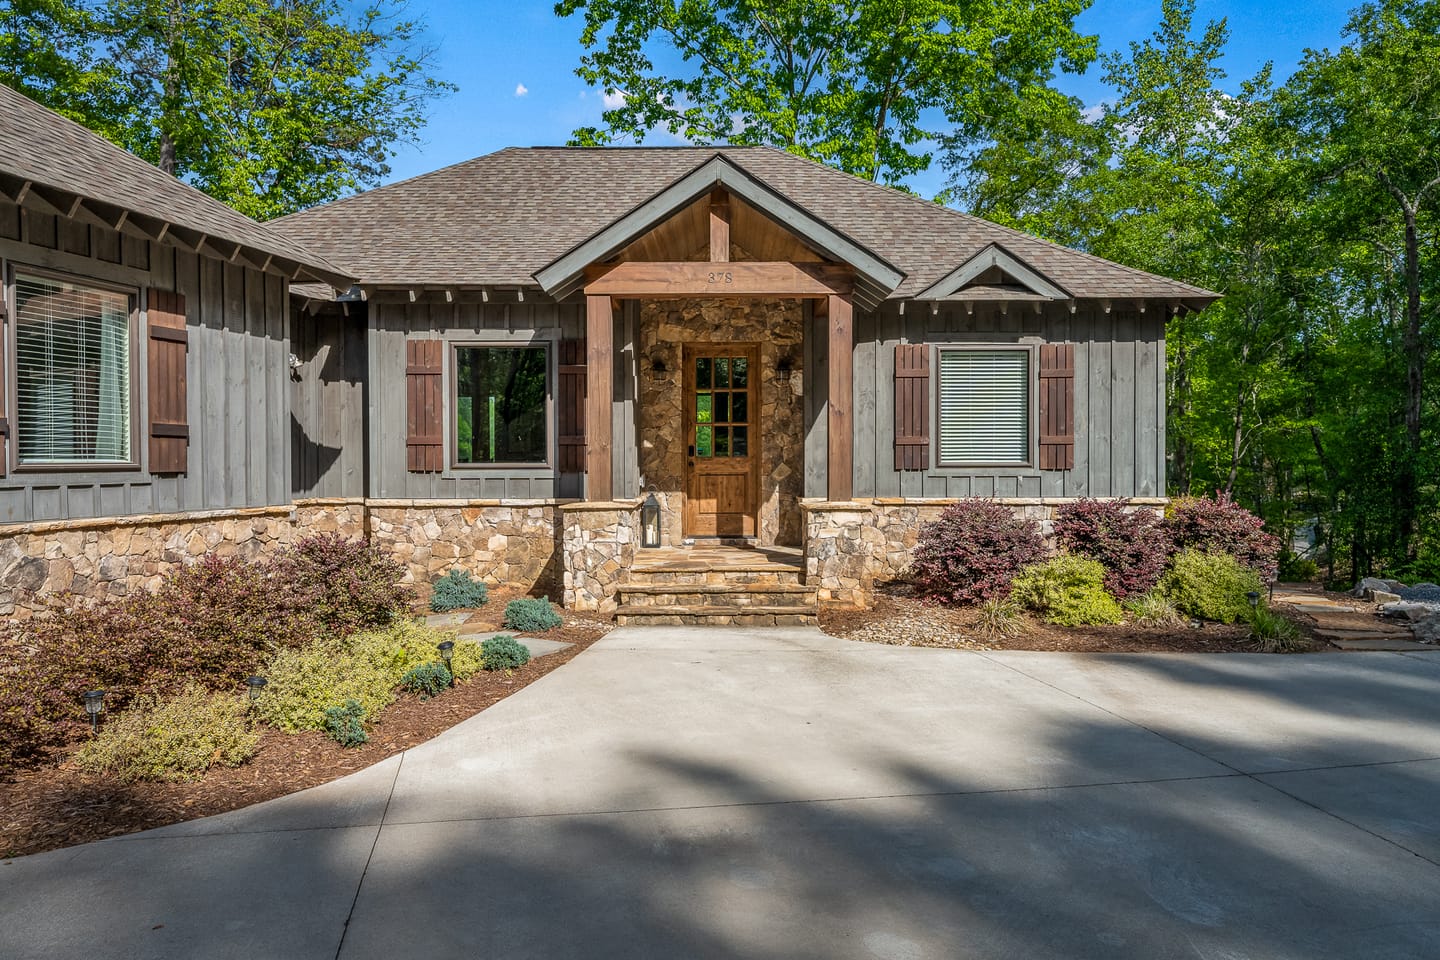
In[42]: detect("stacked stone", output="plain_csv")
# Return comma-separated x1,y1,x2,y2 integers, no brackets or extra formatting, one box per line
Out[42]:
560,501,641,611
366,502,559,596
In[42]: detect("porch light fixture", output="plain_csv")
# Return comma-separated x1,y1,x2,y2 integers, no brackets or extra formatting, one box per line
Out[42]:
437,641,455,686
246,676,268,703
650,355,668,376
1246,591,1261,611
776,354,794,375
641,491,662,549
82,690,105,733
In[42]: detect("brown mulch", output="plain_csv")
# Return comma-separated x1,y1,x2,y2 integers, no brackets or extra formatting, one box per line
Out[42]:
820,584,1270,654
0,608,612,861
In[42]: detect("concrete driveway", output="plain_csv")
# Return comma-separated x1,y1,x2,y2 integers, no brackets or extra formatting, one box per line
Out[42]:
5,627,1440,959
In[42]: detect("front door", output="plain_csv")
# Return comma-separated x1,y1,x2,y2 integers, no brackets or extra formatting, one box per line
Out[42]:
684,343,760,538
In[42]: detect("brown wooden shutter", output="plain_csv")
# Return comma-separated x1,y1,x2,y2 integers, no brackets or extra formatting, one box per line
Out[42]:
147,289,189,474
557,337,587,472
405,339,444,472
1038,342,1075,470
894,343,930,471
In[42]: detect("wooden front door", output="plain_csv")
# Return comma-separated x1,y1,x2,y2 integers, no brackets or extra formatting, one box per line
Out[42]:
684,344,760,537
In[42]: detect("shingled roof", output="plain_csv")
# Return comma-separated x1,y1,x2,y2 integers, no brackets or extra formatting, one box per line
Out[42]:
0,84,351,288
269,146,1216,303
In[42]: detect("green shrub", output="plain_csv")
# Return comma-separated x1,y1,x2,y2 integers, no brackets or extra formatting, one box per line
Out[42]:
975,596,1025,639
503,598,562,633
1010,555,1124,626
1161,549,1265,623
481,635,531,670
254,621,453,733
74,684,259,782
430,569,489,612
323,700,368,748
400,662,452,698
1124,590,1184,626
1249,604,1307,653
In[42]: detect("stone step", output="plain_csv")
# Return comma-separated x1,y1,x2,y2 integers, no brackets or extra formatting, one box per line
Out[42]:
623,569,804,588
1312,627,1415,641
614,604,819,627
619,590,817,609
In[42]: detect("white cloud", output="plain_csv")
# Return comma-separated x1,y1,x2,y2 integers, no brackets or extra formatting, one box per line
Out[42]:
514,83,528,97
602,89,627,109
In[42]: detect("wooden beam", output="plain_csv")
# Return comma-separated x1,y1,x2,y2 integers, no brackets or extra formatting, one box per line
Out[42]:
827,292,853,501
586,294,614,500
709,187,730,262
584,260,852,297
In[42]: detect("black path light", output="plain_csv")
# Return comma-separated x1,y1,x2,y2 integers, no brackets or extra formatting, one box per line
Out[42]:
437,641,455,687
82,690,105,734
1247,591,1261,612
246,676,268,705
641,489,662,549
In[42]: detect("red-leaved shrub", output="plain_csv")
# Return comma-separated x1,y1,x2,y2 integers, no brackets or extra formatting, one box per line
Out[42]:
910,499,1046,605
1165,494,1281,581
1054,499,1172,599
0,536,412,773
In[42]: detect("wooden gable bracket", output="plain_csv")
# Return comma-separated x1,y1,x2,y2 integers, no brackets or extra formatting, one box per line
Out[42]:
709,187,731,262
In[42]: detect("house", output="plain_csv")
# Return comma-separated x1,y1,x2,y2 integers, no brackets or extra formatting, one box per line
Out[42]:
0,84,1216,621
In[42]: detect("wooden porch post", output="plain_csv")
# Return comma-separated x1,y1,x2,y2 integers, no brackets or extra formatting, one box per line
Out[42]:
826,292,853,500
586,294,614,500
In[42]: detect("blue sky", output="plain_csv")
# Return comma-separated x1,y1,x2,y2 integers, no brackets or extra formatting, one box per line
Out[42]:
387,0,1360,198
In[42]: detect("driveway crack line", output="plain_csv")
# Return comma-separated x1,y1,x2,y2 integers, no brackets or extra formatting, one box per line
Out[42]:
333,749,405,960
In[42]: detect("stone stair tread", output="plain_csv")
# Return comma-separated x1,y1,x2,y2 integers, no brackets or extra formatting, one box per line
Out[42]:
628,563,803,574
620,583,815,594
1313,627,1415,639
616,604,818,617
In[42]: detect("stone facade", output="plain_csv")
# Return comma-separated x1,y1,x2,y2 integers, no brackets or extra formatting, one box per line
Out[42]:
560,500,641,611
637,298,805,547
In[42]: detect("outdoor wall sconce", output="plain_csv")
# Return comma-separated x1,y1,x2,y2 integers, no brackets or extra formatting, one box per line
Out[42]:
437,641,455,686
776,354,794,375
641,491,662,548
246,676,268,704
82,689,105,733
650,355,668,375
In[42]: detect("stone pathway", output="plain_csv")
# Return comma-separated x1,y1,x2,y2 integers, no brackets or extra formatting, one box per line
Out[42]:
420,614,573,658
1273,584,1431,651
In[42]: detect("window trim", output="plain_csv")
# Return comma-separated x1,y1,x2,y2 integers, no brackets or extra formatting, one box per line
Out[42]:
932,342,1038,470
448,339,554,471
5,262,142,474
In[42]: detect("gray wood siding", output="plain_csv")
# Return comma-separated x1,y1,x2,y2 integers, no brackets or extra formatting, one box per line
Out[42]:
366,298,582,500
0,202,294,523
291,306,367,498
852,301,1166,500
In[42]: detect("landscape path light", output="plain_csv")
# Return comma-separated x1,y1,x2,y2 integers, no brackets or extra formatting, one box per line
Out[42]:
246,676,268,705
1247,591,1261,612
82,690,105,734
438,640,455,687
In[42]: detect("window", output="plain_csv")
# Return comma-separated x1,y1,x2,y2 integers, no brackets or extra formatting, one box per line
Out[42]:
937,348,1031,465
453,344,548,466
12,271,133,465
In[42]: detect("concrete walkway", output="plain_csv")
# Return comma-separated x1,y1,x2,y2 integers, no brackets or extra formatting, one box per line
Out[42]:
5,628,1440,959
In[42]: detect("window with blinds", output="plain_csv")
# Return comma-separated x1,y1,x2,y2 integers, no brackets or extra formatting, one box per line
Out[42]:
937,348,1030,465
14,273,133,465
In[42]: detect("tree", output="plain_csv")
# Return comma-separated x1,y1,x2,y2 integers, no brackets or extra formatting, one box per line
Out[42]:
0,0,125,134
554,0,1097,186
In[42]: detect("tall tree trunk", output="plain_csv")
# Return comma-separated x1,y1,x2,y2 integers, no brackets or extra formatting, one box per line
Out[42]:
1399,207,1423,562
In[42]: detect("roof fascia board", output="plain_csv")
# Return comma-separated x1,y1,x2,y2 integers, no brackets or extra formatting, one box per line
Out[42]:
914,242,1072,301
534,154,904,299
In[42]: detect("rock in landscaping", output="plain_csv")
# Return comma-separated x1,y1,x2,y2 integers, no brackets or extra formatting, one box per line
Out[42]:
1354,577,1392,599
1412,614,1440,645
1378,600,1440,621
1403,582,1440,602
1370,590,1402,605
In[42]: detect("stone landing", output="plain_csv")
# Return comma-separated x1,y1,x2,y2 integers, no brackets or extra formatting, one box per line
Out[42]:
615,544,817,626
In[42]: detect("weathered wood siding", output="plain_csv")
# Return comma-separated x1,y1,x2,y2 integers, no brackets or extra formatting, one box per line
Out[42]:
366,298,586,500
291,305,367,498
0,202,294,523
849,300,1166,500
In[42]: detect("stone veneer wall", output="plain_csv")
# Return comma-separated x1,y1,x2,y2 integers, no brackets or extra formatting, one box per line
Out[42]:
804,497,1169,608
560,500,641,611
637,298,805,546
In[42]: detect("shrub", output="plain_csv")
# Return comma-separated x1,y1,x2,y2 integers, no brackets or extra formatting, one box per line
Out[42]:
481,635,531,671
1054,499,1171,599
1124,590,1183,627
1010,555,1124,626
910,499,1047,605
447,639,486,681
1249,604,1307,653
1165,494,1281,581
400,662,452,698
270,535,414,635
74,684,259,782
323,700,368,748
1161,549,1265,623
430,569,489,612
503,598,562,633
974,597,1026,639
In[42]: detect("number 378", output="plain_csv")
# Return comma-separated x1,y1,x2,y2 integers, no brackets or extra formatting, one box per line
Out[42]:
707,271,733,284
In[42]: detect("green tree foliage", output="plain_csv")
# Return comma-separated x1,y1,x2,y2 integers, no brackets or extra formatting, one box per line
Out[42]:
554,0,1098,186
0,0,453,218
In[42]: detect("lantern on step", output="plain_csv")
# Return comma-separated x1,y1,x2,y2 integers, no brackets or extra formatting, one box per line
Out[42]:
641,491,662,549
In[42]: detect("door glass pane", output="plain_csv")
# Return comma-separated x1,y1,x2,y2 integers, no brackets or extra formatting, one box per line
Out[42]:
696,357,711,389
716,357,729,387
696,393,712,423
733,425,748,456
715,426,729,457
732,392,747,423
732,356,747,388
696,425,713,457
714,392,730,424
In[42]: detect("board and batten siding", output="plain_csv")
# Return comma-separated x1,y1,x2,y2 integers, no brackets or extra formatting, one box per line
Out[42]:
0,202,294,523
291,306,366,498
849,300,1166,500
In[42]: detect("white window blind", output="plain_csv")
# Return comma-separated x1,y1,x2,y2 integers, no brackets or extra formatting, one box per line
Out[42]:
14,274,132,464
938,349,1029,464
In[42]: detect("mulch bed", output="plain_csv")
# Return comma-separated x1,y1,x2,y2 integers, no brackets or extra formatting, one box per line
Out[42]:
0,608,611,861
820,583,1281,654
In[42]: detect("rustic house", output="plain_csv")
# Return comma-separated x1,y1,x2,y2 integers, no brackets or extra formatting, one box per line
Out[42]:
0,85,1216,622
